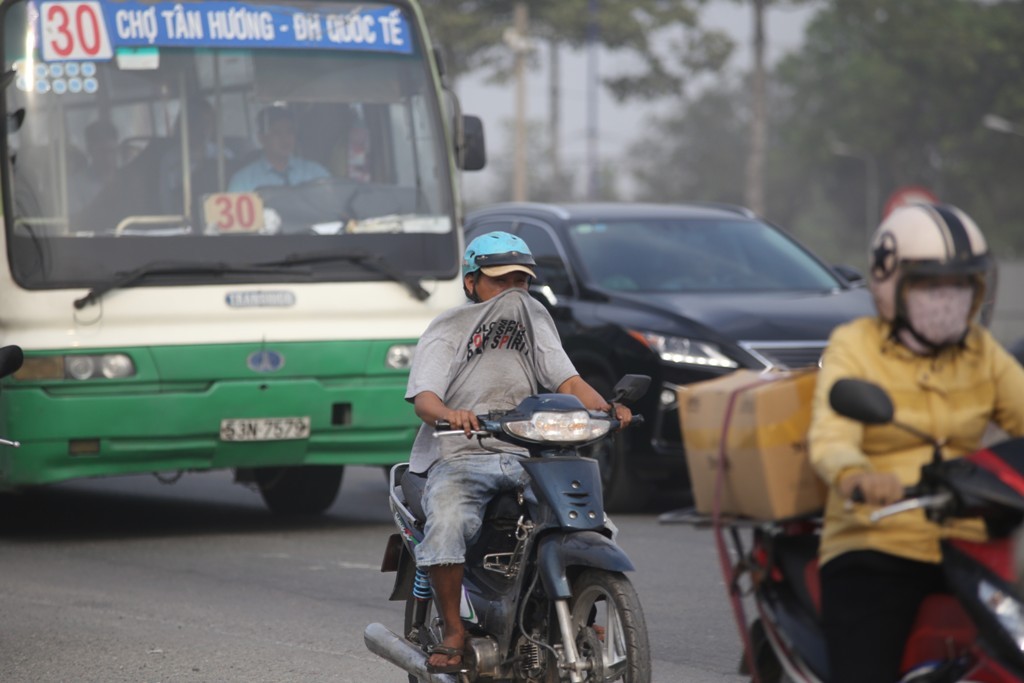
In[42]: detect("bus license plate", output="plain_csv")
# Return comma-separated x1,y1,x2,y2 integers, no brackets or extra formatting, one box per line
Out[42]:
220,417,310,442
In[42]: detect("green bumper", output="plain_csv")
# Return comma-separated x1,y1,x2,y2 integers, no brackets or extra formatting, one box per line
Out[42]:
0,340,419,487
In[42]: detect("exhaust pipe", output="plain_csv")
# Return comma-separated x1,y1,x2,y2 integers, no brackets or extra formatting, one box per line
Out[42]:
364,622,459,683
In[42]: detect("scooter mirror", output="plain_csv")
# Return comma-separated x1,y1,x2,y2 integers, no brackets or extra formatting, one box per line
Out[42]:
612,374,651,405
829,378,893,425
0,346,23,379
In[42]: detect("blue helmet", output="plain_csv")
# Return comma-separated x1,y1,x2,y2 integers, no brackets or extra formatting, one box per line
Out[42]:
462,231,537,279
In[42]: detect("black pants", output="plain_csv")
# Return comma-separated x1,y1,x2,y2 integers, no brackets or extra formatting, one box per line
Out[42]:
819,550,946,683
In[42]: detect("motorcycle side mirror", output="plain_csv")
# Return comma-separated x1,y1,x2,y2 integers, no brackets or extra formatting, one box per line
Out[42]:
829,378,893,424
0,345,24,379
612,374,651,405
831,377,942,463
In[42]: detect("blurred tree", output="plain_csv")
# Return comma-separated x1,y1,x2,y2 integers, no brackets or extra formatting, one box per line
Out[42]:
420,1,731,90
420,1,732,199
722,0,816,220
774,0,1024,252
630,0,1024,259
467,118,620,207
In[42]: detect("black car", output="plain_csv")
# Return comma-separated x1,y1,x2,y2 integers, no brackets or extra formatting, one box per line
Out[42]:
465,202,875,510
1011,338,1024,368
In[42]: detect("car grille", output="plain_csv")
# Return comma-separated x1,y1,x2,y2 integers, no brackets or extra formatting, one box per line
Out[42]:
739,341,828,370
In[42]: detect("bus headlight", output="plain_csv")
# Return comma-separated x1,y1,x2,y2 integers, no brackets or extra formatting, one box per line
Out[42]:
65,355,97,380
100,354,135,379
385,344,415,370
13,354,136,381
65,354,135,380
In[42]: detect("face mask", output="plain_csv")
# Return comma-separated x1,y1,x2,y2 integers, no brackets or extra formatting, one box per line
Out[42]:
899,284,974,351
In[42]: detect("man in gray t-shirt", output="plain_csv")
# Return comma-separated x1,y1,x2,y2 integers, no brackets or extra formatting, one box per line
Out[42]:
405,231,632,674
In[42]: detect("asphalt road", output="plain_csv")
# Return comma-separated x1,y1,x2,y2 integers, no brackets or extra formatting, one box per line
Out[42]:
0,466,747,683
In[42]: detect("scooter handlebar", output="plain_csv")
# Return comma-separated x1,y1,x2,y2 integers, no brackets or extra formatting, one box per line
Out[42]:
433,412,641,436
850,484,919,504
432,419,491,438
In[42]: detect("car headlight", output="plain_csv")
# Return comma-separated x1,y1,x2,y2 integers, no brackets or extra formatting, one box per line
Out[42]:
503,410,611,443
979,579,1024,650
632,332,738,369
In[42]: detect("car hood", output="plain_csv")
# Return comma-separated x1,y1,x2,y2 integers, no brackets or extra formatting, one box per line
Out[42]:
600,287,874,341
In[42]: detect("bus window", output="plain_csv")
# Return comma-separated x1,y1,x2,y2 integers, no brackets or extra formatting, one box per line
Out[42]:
4,2,458,291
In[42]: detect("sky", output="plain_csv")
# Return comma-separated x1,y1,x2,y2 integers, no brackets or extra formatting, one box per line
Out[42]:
454,0,815,202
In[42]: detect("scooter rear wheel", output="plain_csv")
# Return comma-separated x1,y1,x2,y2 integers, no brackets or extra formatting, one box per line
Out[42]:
570,569,651,683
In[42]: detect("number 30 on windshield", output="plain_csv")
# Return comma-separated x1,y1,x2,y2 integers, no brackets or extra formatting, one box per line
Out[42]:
204,193,266,234
41,1,114,61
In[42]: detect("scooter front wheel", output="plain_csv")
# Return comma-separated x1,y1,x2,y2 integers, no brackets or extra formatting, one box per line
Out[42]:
570,570,651,683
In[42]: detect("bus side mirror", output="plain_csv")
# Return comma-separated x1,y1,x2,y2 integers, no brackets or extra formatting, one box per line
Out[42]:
459,115,486,171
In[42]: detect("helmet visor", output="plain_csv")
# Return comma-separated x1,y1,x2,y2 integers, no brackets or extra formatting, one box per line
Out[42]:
901,253,991,279
480,264,537,278
473,250,537,279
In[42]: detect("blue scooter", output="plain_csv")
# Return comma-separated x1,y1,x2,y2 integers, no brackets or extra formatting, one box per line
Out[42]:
365,375,652,683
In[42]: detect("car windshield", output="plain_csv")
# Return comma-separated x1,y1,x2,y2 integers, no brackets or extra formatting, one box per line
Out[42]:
566,218,841,293
3,0,457,289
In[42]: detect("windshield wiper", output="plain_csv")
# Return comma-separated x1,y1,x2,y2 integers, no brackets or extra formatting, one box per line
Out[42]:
262,249,430,301
73,261,310,310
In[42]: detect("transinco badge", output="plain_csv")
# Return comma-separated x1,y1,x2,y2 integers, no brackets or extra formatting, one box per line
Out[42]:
225,291,296,308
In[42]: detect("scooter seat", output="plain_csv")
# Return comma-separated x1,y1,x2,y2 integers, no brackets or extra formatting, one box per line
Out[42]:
400,468,428,522
400,467,523,526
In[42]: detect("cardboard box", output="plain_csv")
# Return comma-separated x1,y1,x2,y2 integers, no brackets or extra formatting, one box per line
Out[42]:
680,369,826,520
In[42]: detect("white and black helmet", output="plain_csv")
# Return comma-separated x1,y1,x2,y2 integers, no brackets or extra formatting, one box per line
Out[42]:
868,202,990,332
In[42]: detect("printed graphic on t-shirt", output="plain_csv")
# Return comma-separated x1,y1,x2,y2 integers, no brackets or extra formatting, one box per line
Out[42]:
465,318,532,360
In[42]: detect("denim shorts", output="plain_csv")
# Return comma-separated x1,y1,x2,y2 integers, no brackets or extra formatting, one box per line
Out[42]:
414,452,528,568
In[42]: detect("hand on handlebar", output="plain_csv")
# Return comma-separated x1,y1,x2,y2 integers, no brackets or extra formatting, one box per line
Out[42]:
841,471,903,506
436,409,479,438
608,402,633,430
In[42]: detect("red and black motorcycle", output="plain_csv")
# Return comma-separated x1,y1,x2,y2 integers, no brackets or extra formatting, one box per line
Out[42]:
709,378,1024,683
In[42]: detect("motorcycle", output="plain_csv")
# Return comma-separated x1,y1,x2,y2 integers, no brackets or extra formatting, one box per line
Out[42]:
364,374,653,683
711,378,1024,683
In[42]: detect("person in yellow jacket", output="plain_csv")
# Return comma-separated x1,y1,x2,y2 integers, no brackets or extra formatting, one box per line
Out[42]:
809,202,1024,683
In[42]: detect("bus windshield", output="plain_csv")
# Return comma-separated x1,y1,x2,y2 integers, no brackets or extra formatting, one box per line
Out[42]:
3,0,458,290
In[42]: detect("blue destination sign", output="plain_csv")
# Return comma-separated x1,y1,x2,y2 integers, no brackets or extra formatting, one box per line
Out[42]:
37,1,413,60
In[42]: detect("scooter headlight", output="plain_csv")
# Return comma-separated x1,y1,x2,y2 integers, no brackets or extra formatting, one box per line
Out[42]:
979,579,1024,650
503,410,610,443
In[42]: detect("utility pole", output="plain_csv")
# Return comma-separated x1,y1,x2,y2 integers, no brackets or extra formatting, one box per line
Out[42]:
549,39,562,198
586,0,600,200
512,3,529,201
744,0,766,216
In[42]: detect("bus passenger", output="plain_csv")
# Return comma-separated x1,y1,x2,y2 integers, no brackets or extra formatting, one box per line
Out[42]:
228,106,329,192
159,99,232,215
69,119,119,214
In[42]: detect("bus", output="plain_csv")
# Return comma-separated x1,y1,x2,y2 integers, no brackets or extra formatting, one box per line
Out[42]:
0,0,484,514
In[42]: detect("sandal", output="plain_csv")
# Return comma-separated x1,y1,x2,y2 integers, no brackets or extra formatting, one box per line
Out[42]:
425,644,467,674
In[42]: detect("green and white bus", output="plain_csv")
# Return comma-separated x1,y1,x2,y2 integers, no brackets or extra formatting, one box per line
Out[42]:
0,0,484,514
